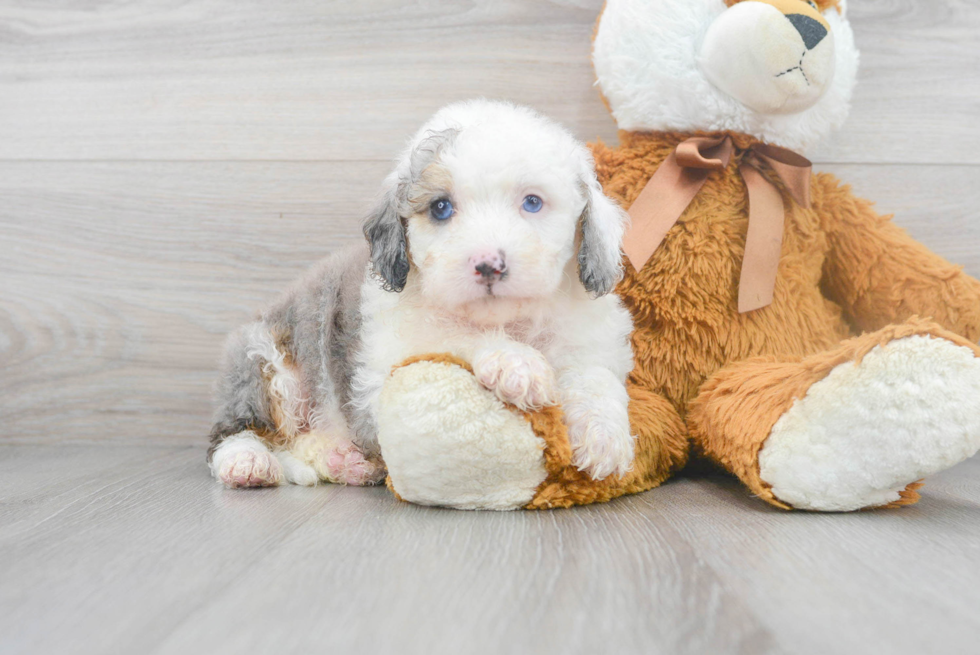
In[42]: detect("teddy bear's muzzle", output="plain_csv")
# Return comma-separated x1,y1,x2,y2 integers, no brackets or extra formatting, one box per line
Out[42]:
698,0,837,115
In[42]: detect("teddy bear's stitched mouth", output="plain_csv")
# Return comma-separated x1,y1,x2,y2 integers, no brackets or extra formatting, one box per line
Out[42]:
775,52,811,86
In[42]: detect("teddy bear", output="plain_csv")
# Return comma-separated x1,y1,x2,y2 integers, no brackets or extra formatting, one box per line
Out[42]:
379,0,980,511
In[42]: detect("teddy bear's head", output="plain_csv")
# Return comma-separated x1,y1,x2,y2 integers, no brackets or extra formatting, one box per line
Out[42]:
593,0,858,152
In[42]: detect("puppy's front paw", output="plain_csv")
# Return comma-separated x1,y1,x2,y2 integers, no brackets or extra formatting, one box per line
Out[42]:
473,345,558,410
568,416,635,480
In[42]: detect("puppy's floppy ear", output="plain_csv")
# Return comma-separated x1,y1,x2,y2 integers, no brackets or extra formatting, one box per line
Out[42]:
578,174,628,297
363,127,459,293
364,178,410,293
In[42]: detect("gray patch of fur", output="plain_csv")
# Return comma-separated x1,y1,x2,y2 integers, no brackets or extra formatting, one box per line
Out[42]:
577,187,624,297
406,128,459,187
363,185,411,293
363,128,459,293
208,326,277,461
208,244,373,461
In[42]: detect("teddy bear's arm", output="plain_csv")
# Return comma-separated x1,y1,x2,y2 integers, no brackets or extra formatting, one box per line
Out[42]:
815,173,980,342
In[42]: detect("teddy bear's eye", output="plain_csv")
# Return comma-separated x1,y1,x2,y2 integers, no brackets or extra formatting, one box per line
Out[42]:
806,0,818,8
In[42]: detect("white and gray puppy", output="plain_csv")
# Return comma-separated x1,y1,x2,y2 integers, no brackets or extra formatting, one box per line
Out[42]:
208,99,636,489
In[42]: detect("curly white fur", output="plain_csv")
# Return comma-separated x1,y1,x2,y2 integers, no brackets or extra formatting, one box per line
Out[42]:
353,100,636,480
210,100,637,487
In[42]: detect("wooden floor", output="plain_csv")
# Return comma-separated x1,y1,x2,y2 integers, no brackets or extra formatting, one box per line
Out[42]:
2,1,980,653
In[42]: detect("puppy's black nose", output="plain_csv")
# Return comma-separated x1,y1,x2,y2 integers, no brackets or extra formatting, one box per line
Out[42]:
786,13,827,50
475,262,500,279
471,250,507,281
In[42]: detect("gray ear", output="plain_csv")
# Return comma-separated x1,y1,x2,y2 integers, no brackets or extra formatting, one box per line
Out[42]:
363,184,410,293
363,127,460,293
578,178,627,297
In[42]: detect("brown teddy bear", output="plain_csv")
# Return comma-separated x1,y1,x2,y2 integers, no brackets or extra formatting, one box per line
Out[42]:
381,0,980,511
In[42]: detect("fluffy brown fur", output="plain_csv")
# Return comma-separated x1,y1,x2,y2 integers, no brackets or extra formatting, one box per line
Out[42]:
688,318,980,509
590,130,980,508
526,383,689,509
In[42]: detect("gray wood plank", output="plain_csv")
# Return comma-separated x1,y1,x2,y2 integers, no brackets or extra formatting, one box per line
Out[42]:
2,162,978,446
0,445,344,655
644,470,980,655
2,444,978,655
811,0,980,164
0,0,977,164
154,483,778,655
0,0,618,162
0,444,775,655
0,161,381,444
927,453,980,505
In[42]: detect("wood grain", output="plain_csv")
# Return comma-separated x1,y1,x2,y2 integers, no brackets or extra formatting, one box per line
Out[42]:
1,0,978,163
1,444,978,655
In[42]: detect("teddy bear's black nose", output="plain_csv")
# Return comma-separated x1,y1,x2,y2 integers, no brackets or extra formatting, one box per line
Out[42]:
786,13,828,50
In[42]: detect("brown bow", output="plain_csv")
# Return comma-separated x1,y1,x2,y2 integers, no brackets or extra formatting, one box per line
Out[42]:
623,136,812,313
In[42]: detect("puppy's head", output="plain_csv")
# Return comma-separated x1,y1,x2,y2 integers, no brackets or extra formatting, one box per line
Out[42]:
364,100,627,317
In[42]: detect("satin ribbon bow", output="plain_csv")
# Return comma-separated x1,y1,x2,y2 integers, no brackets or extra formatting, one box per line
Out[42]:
623,136,812,313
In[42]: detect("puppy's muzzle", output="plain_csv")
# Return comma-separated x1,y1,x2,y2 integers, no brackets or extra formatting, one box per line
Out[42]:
470,249,507,283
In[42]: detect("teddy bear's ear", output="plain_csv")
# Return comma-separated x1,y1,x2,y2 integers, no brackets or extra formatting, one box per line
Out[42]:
578,174,628,297
363,177,410,293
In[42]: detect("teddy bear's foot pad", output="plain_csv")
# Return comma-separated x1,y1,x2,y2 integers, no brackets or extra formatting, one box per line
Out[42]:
759,335,980,511
211,432,284,488
379,358,548,510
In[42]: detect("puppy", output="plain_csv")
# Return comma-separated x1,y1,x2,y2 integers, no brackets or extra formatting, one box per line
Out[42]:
208,99,636,489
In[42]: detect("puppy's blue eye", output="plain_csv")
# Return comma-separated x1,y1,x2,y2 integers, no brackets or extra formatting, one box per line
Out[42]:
522,195,543,213
430,198,455,221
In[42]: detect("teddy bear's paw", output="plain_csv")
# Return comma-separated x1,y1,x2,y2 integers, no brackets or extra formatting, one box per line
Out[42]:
291,432,386,487
210,432,284,489
473,344,558,410
759,335,980,511
380,357,549,510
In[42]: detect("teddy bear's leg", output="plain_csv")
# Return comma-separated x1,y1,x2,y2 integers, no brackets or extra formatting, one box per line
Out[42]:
688,319,980,511
379,355,553,510
526,382,690,509
379,355,690,509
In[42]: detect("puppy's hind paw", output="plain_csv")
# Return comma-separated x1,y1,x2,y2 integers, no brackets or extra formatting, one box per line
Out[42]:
293,433,387,486
473,345,559,410
320,442,386,487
